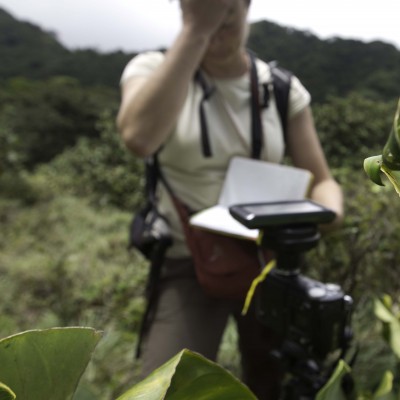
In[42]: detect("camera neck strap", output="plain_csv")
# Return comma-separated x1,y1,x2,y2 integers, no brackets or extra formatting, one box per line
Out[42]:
145,153,174,203
196,50,263,159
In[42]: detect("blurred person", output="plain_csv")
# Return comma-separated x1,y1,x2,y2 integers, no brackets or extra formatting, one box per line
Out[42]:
117,0,343,398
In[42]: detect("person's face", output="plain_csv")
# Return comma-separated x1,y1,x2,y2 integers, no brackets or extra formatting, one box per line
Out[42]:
203,0,249,62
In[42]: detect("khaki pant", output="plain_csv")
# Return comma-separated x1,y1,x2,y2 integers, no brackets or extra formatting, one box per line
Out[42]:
140,258,283,400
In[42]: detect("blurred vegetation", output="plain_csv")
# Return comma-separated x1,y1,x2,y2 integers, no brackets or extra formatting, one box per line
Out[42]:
247,20,400,103
1,7,400,104
313,94,397,169
1,5,400,399
0,8,134,87
0,77,118,168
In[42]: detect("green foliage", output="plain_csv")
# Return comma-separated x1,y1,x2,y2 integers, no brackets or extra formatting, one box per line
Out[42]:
0,171,40,204
374,296,400,360
0,189,148,398
1,93,400,397
317,296,400,399
307,167,400,300
0,114,21,173
315,360,397,400
117,349,257,400
0,12,399,395
0,8,134,87
0,328,101,400
1,7,400,104
0,8,68,80
2,168,399,397
248,20,400,103
302,167,400,394
373,371,395,400
0,76,118,168
315,360,351,400
38,110,145,210
0,383,15,400
364,99,400,194
313,94,396,169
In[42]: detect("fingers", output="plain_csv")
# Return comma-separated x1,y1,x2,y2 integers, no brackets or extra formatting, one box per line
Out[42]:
180,0,237,38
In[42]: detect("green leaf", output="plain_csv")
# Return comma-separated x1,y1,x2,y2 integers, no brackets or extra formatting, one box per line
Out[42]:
374,297,400,359
364,155,384,186
380,165,400,196
387,318,400,359
315,359,351,400
381,294,393,310
0,327,102,400
374,297,396,323
364,99,400,189
117,349,257,400
372,371,394,400
0,382,16,400
382,102,400,171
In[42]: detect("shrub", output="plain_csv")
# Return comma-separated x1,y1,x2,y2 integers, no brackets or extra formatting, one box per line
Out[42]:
0,77,118,168
38,110,145,211
313,94,396,169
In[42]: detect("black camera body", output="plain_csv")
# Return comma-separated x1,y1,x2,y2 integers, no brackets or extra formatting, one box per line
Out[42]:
256,270,352,359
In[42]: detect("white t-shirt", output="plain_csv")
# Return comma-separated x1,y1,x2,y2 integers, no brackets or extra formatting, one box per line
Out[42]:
121,51,311,257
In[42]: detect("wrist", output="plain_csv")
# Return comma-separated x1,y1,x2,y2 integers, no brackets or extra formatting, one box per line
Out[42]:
180,23,213,46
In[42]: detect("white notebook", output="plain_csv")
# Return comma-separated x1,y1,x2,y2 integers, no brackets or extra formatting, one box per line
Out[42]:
189,157,313,240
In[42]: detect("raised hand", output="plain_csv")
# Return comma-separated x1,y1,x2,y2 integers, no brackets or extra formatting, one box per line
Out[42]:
180,0,236,39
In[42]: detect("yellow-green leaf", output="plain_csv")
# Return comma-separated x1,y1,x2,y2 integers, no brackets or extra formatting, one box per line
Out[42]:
364,99,400,187
380,165,400,196
374,297,400,359
382,100,400,171
0,382,16,400
388,318,400,359
372,371,394,399
364,155,384,186
381,294,393,310
315,359,351,400
117,349,257,400
374,297,395,323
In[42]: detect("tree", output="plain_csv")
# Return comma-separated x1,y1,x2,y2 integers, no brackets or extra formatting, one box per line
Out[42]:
313,94,396,168
0,76,118,168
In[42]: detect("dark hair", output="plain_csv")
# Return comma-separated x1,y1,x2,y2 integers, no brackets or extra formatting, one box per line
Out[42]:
173,0,251,4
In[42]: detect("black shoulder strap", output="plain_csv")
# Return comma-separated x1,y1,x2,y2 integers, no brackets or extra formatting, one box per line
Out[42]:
194,52,263,159
195,70,215,158
249,52,263,159
145,152,175,203
269,62,292,142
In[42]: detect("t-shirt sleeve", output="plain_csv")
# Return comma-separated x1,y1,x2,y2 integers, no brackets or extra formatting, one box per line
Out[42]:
120,51,165,85
288,75,311,118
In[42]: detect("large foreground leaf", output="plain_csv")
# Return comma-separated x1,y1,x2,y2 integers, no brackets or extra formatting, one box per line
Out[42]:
117,349,257,400
0,382,16,400
0,327,102,400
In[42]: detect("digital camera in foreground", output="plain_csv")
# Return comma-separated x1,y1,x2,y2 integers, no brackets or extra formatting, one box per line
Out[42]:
230,200,354,397
256,267,353,359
